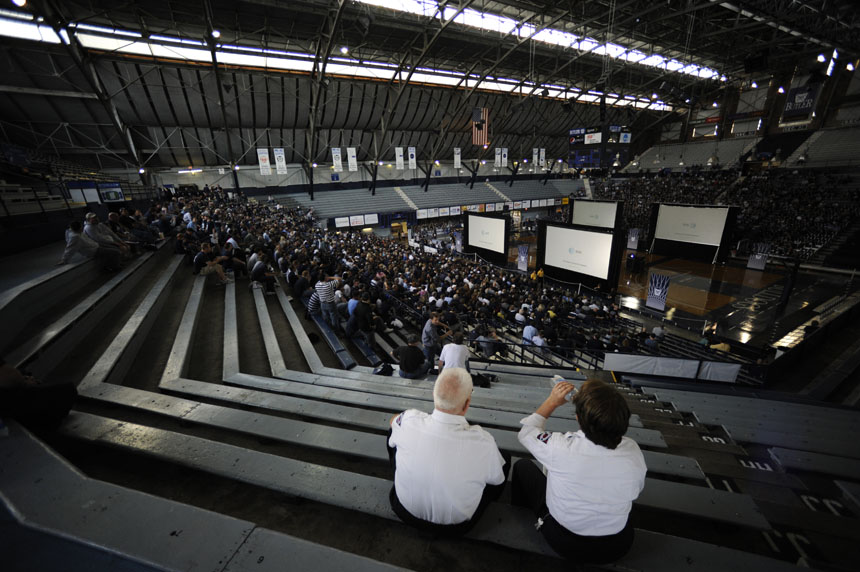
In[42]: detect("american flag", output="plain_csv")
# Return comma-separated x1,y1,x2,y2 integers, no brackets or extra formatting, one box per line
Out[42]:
472,107,489,146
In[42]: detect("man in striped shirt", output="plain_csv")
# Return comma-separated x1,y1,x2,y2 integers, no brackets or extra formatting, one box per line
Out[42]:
315,275,342,331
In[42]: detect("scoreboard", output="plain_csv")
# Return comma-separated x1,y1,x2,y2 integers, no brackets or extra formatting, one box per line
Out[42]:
568,125,632,168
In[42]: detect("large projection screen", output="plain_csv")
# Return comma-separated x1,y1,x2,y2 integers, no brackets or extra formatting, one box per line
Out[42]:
467,214,506,254
655,205,729,246
572,200,618,229
544,225,614,280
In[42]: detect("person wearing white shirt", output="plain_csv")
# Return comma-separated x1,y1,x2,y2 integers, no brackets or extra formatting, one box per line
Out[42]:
512,380,646,564
437,332,470,372
387,368,509,535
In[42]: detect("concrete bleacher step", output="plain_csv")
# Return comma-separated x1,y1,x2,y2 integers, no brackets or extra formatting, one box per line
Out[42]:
1,421,406,572
43,245,839,570
4,251,147,370
58,411,795,570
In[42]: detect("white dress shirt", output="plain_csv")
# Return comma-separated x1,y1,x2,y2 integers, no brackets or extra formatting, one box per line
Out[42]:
389,409,506,525
518,413,646,536
438,343,470,370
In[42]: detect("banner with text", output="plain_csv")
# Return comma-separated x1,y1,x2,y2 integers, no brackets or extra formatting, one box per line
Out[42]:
347,147,358,172
331,148,343,172
539,148,546,167
501,148,508,167
533,148,539,167
273,148,287,175
257,148,272,175
646,273,671,312
494,148,501,167
783,85,820,119
395,147,404,170
407,147,417,170
453,147,461,169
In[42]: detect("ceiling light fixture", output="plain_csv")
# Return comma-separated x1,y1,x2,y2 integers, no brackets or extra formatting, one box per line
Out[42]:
211,30,221,39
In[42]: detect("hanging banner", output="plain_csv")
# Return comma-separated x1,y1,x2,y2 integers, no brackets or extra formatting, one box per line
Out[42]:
453,147,461,169
747,243,770,271
646,273,671,312
532,148,539,167
331,148,343,172
517,245,529,272
273,148,287,175
257,148,272,175
407,147,417,169
627,228,640,250
501,148,508,167
395,147,404,170
494,148,502,167
347,147,358,172
539,148,546,167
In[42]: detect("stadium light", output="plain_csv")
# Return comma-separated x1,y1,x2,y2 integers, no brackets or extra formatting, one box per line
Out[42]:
12,0,26,6
651,93,658,99
777,86,785,94
234,165,240,170
378,161,383,165
312,162,318,168
138,167,145,174
211,29,221,39
848,63,855,71
712,101,718,107
751,81,758,88
817,54,826,63
340,46,349,54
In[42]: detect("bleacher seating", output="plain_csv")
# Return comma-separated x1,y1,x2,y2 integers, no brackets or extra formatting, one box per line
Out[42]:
281,186,411,220
3,220,860,569
400,182,499,209
625,137,760,172
785,127,860,166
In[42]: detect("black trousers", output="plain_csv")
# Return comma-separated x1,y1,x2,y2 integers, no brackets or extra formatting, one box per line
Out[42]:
0,383,77,433
386,428,511,536
511,459,635,564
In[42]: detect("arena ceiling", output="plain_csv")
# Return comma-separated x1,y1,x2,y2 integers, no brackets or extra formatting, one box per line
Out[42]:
0,0,857,172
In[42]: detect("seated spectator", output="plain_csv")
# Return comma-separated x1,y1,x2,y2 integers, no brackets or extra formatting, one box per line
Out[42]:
84,213,129,257
643,334,659,353
439,331,470,372
512,380,646,564
651,324,665,339
0,357,77,433
392,334,431,379
522,320,538,345
251,254,277,294
193,242,232,285
387,368,509,535
221,242,246,277
475,327,504,359
56,220,121,271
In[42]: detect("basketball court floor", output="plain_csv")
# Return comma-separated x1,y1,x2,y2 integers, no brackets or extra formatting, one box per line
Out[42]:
616,251,852,349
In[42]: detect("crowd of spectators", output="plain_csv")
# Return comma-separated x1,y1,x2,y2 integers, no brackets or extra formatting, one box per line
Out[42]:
725,171,860,258
158,184,747,370
592,171,860,260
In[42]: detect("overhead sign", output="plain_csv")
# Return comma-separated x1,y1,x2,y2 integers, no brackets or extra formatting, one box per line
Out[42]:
783,85,819,118
257,148,272,175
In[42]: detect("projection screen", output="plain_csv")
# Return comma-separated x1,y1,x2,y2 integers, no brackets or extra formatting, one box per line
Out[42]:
467,214,506,254
572,200,618,229
544,225,614,280
655,205,729,246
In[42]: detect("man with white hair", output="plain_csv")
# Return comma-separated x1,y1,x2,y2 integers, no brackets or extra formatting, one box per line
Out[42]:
387,368,508,534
